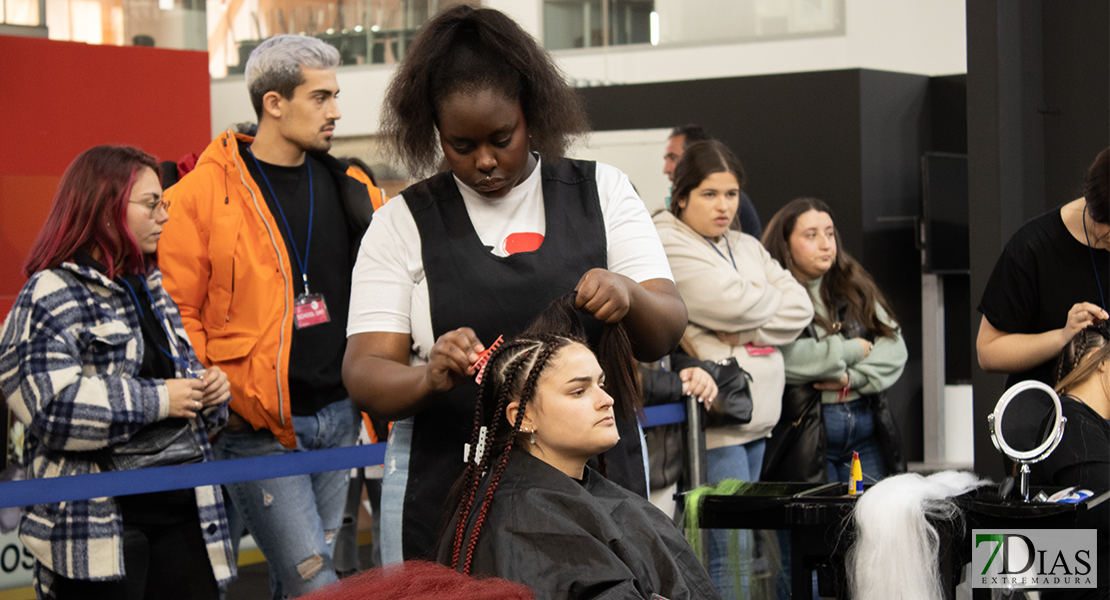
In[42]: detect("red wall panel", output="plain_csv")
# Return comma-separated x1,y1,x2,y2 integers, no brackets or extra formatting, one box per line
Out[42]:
0,36,210,316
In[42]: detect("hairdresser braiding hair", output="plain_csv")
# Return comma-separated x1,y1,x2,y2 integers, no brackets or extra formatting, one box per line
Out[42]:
451,334,573,574
1054,324,1110,396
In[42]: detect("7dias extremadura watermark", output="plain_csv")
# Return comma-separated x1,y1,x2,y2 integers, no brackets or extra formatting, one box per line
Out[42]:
973,529,1097,589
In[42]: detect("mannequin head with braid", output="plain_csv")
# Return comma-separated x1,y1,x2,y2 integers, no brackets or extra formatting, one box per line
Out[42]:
445,295,639,574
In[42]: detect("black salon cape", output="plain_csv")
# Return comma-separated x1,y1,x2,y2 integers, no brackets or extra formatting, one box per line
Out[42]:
1031,398,1110,599
437,450,720,600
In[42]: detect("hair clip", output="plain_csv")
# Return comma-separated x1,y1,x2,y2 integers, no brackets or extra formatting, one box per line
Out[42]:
473,334,504,385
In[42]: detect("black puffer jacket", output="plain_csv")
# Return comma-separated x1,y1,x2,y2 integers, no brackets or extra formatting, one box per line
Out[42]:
762,318,906,483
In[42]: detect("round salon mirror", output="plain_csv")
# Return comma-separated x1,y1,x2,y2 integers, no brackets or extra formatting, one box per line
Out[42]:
987,380,1067,502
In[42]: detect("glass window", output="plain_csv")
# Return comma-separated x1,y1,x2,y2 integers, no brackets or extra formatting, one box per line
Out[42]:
4,0,206,49
2,0,43,26
543,0,844,51
208,0,476,79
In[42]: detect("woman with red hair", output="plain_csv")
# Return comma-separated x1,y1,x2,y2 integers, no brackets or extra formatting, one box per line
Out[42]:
0,145,235,599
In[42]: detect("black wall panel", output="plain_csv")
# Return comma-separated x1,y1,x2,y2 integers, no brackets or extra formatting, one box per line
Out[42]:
579,69,954,463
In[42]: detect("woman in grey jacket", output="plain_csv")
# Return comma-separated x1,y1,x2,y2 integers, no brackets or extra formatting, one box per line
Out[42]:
653,140,813,597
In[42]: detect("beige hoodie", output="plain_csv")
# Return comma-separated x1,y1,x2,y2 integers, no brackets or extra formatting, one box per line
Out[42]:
654,211,814,447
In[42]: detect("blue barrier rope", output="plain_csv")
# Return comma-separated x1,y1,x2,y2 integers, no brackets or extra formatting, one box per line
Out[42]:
0,403,686,509
643,402,686,426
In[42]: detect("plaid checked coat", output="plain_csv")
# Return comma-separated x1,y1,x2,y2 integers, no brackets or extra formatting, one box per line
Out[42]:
0,261,236,596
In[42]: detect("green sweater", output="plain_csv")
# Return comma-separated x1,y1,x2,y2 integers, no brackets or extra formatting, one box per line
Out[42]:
780,277,908,403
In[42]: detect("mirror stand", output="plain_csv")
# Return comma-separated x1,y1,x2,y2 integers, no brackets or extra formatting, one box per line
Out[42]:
987,380,1067,503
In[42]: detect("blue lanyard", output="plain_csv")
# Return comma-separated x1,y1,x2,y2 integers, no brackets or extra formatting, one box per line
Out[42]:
249,148,315,295
703,235,737,271
118,276,195,377
1083,205,1107,311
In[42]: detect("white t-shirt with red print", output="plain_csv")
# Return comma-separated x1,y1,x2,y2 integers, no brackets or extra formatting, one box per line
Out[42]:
347,158,672,363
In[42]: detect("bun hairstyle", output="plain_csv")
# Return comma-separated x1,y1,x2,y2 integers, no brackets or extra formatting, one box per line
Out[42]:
1054,323,1110,396
445,294,640,574
381,5,589,177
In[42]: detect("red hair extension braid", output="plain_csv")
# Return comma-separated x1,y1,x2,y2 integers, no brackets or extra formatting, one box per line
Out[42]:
451,341,536,567
461,338,563,574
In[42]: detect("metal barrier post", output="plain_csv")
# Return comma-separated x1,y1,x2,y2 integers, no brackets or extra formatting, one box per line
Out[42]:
684,394,707,488
683,394,709,565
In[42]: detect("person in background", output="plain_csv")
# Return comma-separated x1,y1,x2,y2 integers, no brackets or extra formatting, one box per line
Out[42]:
1037,324,1110,490
436,297,720,600
0,145,235,599
663,124,762,238
333,156,386,576
978,148,1109,386
343,5,686,562
159,34,385,599
1034,324,1110,599
641,359,717,515
761,197,907,484
762,197,907,599
655,140,812,597
977,147,1109,475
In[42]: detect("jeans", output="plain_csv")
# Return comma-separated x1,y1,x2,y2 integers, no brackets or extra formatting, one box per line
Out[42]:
706,438,766,600
333,468,383,574
379,417,413,565
822,399,887,484
213,398,357,600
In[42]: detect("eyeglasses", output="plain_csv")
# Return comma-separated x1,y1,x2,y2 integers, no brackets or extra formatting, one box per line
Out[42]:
129,199,171,218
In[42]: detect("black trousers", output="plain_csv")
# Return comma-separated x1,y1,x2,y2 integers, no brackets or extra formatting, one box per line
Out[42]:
52,492,219,600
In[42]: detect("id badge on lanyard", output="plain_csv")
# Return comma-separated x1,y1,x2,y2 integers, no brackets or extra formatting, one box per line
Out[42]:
294,291,330,329
249,148,331,329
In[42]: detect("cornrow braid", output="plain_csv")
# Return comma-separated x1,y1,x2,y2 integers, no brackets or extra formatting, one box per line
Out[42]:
451,340,539,568
1054,326,1110,396
461,336,566,575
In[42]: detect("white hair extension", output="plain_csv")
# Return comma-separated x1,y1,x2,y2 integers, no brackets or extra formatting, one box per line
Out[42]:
847,471,988,600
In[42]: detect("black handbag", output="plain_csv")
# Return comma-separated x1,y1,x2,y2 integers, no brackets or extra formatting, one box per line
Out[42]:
761,383,826,483
674,354,754,426
99,418,204,471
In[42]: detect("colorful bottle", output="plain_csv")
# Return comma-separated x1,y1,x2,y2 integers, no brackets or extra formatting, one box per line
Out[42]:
849,451,863,495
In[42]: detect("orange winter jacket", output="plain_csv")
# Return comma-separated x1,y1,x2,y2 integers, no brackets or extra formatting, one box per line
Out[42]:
160,131,385,448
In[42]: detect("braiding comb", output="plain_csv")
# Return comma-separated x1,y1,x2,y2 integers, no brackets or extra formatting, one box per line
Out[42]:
473,335,504,384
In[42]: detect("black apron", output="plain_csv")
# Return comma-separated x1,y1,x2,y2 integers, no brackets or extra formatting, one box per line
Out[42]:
401,159,646,558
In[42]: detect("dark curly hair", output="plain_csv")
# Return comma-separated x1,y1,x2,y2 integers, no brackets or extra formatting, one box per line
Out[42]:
380,5,589,177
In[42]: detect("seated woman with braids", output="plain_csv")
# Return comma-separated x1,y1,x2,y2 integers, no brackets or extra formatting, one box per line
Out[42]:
1033,323,1110,491
436,297,720,600
1030,326,1109,600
